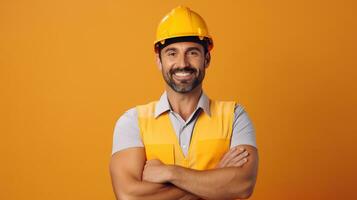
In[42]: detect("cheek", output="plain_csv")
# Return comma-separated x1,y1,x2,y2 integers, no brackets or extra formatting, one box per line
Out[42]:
163,59,175,68
160,65,171,75
161,60,175,72
188,56,205,67
192,62,206,71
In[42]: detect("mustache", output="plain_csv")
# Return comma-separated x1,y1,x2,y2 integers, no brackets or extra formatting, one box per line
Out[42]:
170,67,197,74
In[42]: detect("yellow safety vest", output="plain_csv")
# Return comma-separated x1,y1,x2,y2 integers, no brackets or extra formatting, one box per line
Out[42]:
137,100,236,170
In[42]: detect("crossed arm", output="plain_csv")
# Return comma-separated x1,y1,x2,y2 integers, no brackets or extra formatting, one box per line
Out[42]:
110,145,258,200
110,147,195,200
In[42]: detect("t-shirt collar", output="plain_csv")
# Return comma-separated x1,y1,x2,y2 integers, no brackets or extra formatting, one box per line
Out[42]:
154,91,211,118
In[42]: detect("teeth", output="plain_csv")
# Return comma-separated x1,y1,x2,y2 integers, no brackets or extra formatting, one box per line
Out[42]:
175,72,191,77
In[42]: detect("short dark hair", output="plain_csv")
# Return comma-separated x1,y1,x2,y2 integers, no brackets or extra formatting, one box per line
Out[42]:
156,36,210,55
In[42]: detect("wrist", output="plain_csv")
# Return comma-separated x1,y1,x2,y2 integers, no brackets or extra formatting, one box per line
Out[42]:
165,165,178,182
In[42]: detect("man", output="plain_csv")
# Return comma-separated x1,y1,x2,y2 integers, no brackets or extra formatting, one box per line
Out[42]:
110,6,258,200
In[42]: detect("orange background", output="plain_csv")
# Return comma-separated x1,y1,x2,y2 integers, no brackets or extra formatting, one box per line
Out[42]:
1,0,356,199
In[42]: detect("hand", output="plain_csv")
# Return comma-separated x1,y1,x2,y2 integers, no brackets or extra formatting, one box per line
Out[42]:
143,159,171,183
216,146,249,168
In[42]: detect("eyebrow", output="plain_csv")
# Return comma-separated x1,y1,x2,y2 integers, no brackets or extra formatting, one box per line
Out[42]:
164,47,177,53
164,46,202,53
186,47,202,52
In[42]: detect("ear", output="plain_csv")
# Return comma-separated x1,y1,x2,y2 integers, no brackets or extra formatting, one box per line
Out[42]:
204,52,211,68
155,53,162,71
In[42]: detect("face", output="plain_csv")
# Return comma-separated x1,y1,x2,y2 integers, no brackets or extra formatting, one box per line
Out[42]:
157,42,210,94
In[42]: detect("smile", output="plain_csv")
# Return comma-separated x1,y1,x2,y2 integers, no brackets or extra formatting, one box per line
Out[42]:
173,71,194,81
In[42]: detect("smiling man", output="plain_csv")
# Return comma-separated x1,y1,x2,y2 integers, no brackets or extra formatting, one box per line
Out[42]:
110,6,258,200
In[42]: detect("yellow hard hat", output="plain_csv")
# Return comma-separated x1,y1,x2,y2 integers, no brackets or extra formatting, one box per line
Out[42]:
154,6,213,52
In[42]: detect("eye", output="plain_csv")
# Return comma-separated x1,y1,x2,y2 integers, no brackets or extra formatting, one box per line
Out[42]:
188,50,200,56
167,51,176,56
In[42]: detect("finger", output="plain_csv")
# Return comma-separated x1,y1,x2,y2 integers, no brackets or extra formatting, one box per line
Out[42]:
218,147,245,168
218,153,231,167
224,151,247,167
225,148,246,163
217,148,234,167
233,158,248,167
219,147,240,166
227,151,249,166
229,150,249,163
220,147,237,162
149,159,162,165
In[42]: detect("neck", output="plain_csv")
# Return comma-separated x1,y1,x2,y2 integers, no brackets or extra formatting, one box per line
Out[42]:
166,85,202,121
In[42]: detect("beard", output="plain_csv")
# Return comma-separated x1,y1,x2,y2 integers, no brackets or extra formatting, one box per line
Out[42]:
162,66,205,93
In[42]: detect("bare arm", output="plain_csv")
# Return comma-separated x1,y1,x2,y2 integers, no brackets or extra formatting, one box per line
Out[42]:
110,147,198,200
143,145,258,200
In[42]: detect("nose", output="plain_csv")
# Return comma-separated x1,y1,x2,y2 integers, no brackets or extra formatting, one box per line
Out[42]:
177,53,189,68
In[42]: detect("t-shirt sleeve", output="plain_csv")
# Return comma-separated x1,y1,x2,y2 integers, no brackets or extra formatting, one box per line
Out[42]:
230,104,257,148
111,107,144,155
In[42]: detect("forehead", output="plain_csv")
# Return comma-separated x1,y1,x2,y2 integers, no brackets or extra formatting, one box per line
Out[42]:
162,41,204,52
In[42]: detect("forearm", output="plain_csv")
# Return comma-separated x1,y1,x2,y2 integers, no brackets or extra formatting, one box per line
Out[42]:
167,166,255,200
141,146,258,199
114,180,196,200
